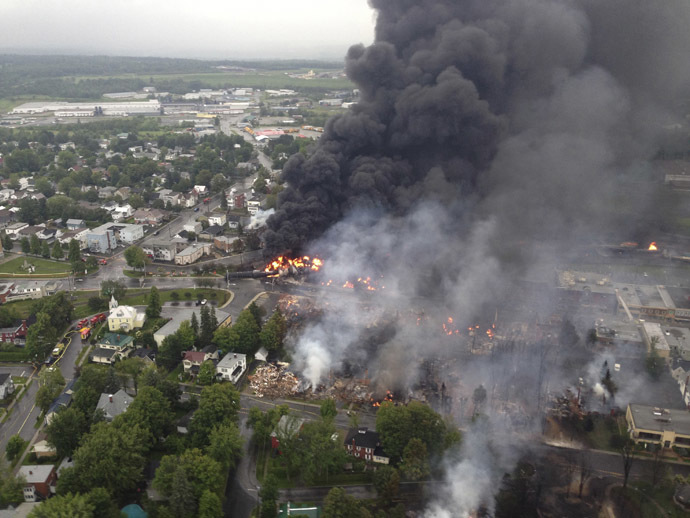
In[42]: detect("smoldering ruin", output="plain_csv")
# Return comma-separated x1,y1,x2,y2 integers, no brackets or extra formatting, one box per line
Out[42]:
253,0,690,515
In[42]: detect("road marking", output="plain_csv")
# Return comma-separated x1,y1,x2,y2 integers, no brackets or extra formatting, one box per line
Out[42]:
18,402,36,434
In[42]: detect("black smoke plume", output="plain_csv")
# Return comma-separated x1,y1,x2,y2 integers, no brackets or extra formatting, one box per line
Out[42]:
264,0,690,257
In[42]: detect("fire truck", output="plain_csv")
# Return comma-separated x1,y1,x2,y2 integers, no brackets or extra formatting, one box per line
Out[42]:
90,313,107,325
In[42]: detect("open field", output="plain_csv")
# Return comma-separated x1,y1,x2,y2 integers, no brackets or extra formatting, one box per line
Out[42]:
68,71,354,90
0,257,72,276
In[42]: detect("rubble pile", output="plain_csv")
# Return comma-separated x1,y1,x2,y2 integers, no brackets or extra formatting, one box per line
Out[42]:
248,364,300,398
278,295,321,326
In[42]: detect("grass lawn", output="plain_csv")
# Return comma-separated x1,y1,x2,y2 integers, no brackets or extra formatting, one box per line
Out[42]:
584,415,627,451
0,256,72,276
618,483,689,518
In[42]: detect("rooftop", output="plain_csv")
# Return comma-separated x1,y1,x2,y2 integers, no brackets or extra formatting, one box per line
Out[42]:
18,465,54,484
628,403,690,435
99,333,134,348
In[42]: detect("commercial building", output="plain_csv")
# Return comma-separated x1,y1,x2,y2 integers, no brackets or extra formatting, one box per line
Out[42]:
10,100,161,115
626,404,690,449
154,307,231,347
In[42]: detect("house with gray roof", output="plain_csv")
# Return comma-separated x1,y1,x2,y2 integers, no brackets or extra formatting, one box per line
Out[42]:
96,389,134,422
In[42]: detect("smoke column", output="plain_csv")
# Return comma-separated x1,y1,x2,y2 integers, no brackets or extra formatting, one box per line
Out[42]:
264,0,690,515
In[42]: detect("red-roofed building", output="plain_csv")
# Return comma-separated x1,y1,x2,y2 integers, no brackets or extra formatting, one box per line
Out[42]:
182,350,216,377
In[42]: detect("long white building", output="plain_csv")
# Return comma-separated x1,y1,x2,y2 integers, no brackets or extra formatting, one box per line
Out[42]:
10,100,161,115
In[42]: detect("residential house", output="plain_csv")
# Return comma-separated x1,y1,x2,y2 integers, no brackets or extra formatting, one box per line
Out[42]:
111,204,134,222
626,403,690,449
344,428,390,464
214,236,238,253
108,297,146,332
98,186,117,199
130,348,156,364
113,223,144,244
36,228,56,242
158,189,181,207
255,347,269,363
247,194,266,216
65,218,85,230
95,389,134,422
115,186,132,199
17,465,57,502
31,440,57,459
270,415,305,452
0,315,35,344
133,208,166,226
174,243,211,265
57,229,85,245
231,193,246,210
208,213,226,226
91,332,134,364
201,225,224,240
0,373,15,399
182,350,217,377
227,214,243,229
181,191,198,207
44,379,76,425
0,209,15,228
5,222,29,239
194,185,208,195
216,352,247,383
0,189,15,202
183,221,202,234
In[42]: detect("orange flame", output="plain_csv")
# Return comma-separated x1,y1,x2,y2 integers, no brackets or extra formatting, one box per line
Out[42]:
648,242,658,251
264,255,323,275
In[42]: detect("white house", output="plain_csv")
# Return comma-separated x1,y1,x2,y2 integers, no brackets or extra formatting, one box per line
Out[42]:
216,352,247,383
208,213,227,226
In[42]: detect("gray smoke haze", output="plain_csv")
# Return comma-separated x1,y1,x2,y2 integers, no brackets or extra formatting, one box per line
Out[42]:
269,0,690,515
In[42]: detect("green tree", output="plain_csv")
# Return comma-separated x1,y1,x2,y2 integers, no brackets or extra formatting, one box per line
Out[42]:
0,466,24,507
2,234,13,252
400,438,430,480
46,407,88,458
376,401,451,461
35,366,65,413
323,487,367,518
247,301,263,329
646,347,665,381
30,234,41,255
206,422,244,470
153,449,225,514
27,492,95,518
189,383,241,447
191,311,200,342
51,240,64,259
169,469,196,518
20,236,30,254
294,419,346,485
320,398,338,421
68,239,81,263
373,466,400,507
26,312,59,360
124,245,149,271
213,309,259,355
117,386,174,444
199,489,223,518
199,305,214,344
5,435,27,463
146,286,162,318
100,279,126,301
259,475,279,518
114,357,146,395
260,309,287,352
41,240,50,258
72,422,148,499
197,360,216,385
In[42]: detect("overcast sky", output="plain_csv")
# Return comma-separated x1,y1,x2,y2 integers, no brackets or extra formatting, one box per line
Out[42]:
0,0,377,61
